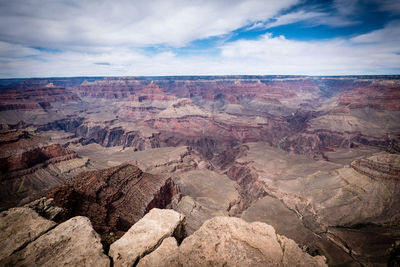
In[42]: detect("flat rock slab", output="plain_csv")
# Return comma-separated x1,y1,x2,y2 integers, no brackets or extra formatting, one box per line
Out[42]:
1,216,110,267
0,207,55,260
109,208,185,267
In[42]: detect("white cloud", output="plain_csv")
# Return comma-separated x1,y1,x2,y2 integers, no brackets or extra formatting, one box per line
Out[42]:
351,20,400,45
0,1,399,77
0,0,298,48
1,24,399,78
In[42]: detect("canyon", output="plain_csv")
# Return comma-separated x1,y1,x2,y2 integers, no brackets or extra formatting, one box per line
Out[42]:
0,75,399,266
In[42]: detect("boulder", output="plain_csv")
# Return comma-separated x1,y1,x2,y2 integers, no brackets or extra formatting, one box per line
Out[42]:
0,207,55,260
173,216,327,267
1,216,110,266
109,208,185,267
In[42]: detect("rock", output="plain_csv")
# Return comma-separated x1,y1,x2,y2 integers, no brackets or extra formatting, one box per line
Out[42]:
174,216,327,267
137,237,179,267
0,207,55,260
109,208,185,267
24,197,63,220
48,164,180,245
1,216,110,266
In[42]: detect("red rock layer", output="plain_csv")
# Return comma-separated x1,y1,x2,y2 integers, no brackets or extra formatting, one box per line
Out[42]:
0,86,79,111
131,82,176,102
351,153,400,180
75,78,144,99
47,164,180,245
334,84,400,113
0,144,76,179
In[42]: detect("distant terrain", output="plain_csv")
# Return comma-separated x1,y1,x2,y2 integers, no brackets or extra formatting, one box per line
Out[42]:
1,75,400,266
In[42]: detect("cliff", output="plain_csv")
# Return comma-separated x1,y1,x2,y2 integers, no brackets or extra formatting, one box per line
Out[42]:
47,164,180,245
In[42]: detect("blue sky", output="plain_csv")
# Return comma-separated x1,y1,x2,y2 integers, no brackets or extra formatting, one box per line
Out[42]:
0,0,399,77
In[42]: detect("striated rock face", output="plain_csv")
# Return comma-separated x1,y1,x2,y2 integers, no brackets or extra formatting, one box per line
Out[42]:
0,129,89,210
132,212,327,267
0,143,77,177
24,197,63,220
48,164,180,245
133,82,176,102
351,152,400,180
109,208,185,267
1,216,110,267
0,207,56,260
156,98,209,118
0,85,80,111
75,78,142,99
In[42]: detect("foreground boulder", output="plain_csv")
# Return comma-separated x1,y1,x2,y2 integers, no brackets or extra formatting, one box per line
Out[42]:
109,208,185,267
0,207,56,260
115,209,327,267
1,216,110,266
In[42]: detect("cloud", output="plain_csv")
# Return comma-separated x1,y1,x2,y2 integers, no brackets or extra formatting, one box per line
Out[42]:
351,20,400,45
0,1,399,77
263,10,357,29
1,23,400,78
218,25,400,75
0,0,298,48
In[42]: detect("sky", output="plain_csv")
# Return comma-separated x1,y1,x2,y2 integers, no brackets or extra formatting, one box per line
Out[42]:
0,0,399,78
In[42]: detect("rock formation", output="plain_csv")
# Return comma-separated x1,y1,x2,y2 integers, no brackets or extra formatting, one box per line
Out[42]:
0,207,56,260
111,209,326,267
0,213,110,266
109,208,185,267
48,164,180,245
0,129,89,210
0,206,327,267
0,75,399,266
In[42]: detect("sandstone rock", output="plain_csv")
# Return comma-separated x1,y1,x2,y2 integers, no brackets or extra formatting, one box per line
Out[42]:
175,216,327,267
25,197,63,220
109,208,185,267
48,164,180,245
1,216,110,266
0,207,55,260
137,237,179,267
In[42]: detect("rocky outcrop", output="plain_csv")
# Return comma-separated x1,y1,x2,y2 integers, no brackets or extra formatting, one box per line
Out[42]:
156,98,208,118
0,207,56,260
0,206,326,267
109,208,185,267
0,216,110,266
0,130,89,210
24,197,63,220
133,82,176,102
48,164,180,245
351,152,400,180
132,213,327,267
0,143,77,178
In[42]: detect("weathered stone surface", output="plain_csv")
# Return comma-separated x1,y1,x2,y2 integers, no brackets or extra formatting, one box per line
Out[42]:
109,208,185,267
0,207,55,260
138,216,327,267
137,237,179,267
1,216,110,267
25,197,63,220
174,216,327,267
